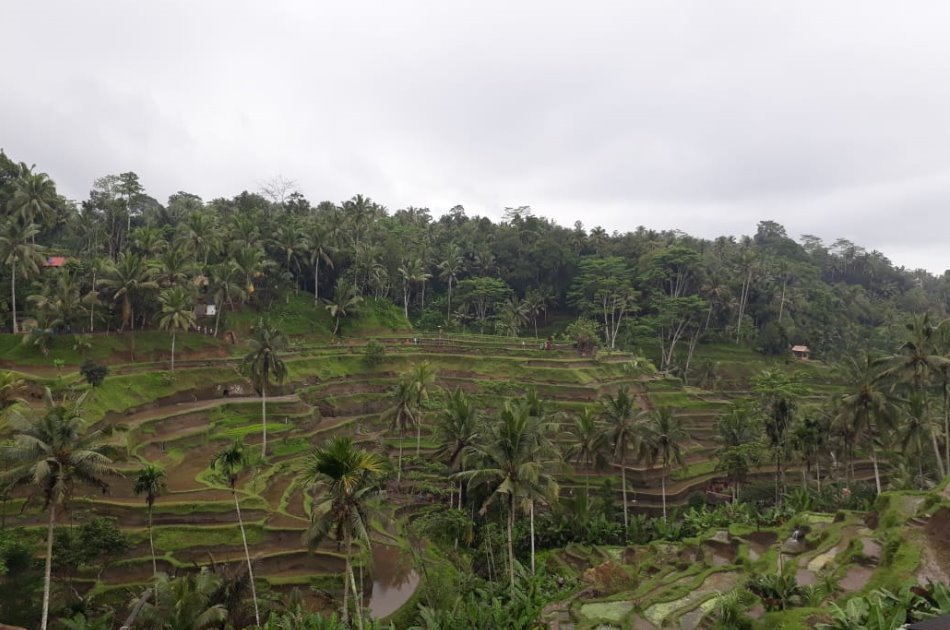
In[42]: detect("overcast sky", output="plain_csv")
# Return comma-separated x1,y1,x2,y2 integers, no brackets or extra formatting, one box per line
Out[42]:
4,2,950,272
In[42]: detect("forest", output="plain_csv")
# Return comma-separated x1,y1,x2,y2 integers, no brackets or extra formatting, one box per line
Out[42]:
1,149,949,630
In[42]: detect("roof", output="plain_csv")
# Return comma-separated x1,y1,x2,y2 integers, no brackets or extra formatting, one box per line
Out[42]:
791,345,810,352
43,256,67,268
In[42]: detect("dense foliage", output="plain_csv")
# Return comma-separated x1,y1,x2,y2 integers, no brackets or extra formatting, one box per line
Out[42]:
2,150,950,371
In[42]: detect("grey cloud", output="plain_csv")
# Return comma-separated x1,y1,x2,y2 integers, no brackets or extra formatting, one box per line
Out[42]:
4,1,950,271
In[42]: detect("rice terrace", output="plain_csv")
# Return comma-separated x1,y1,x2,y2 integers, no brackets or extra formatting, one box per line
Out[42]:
3,3,950,626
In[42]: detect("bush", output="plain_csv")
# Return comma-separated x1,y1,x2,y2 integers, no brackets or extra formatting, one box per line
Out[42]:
362,339,385,368
79,360,109,387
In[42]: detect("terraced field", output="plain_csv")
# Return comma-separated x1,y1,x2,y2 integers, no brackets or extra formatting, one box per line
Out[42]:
543,485,950,629
0,330,879,622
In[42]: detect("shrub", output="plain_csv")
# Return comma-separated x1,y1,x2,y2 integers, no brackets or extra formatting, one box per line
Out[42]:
79,360,109,387
362,339,385,368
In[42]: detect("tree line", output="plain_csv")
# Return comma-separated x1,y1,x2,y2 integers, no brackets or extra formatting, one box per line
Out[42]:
3,150,950,371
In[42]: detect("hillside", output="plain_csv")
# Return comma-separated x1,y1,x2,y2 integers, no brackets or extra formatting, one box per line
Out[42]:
2,308,948,628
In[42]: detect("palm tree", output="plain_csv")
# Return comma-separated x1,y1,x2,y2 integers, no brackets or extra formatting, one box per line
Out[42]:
242,320,288,459
158,285,196,371
408,361,436,455
302,436,387,628
461,401,558,589
881,314,949,479
231,245,269,303
835,354,898,494
207,262,245,337
397,258,428,321
99,252,158,331
136,570,228,630
0,218,43,333
495,296,530,337
179,211,219,268
438,244,464,319
305,223,334,305
324,281,362,336
9,170,58,242
599,386,643,531
564,407,607,493
271,219,305,288
210,441,260,627
385,377,417,485
433,387,481,508
642,407,688,520
132,465,167,582
28,269,86,332
0,389,118,630
715,402,761,500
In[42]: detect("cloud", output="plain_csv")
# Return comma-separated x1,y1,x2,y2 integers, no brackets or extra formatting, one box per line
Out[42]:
4,1,950,271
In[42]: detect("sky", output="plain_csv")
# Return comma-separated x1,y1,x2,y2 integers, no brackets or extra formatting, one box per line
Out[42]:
4,1,950,273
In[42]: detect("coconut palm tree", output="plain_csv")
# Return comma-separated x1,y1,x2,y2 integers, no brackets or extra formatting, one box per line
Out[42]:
408,361,436,455
0,389,118,630
210,440,259,627
305,222,334,305
599,386,643,531
28,269,86,332
302,436,387,628
0,218,43,333
231,245,269,303
433,387,481,508
158,285,196,371
9,170,58,242
564,407,607,493
179,210,219,268
324,281,362,336
461,401,558,590
99,252,158,331
879,314,949,479
135,569,228,630
437,244,464,319
642,407,688,520
242,320,287,459
835,354,898,494
385,377,417,485
205,262,243,337
132,465,167,582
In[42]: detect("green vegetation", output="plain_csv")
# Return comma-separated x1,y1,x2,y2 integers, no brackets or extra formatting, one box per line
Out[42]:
1,153,950,628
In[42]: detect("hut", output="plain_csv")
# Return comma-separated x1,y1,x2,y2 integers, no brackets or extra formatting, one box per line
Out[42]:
790,345,811,360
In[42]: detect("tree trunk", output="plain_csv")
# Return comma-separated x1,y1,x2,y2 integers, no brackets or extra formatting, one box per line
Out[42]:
415,412,423,456
397,429,404,484
170,330,176,371
661,469,667,521
944,387,950,477
620,454,629,531
778,277,787,322
233,489,260,627
403,281,409,320
816,460,822,493
529,499,536,574
261,381,267,459
446,278,453,320
90,268,97,333
342,539,350,625
213,301,221,337
871,448,881,495
930,424,947,479
10,261,17,334
148,505,157,579
314,259,320,305
40,501,56,630
507,495,516,591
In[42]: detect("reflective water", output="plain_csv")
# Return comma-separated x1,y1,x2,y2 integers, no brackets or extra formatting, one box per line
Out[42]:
365,544,420,619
